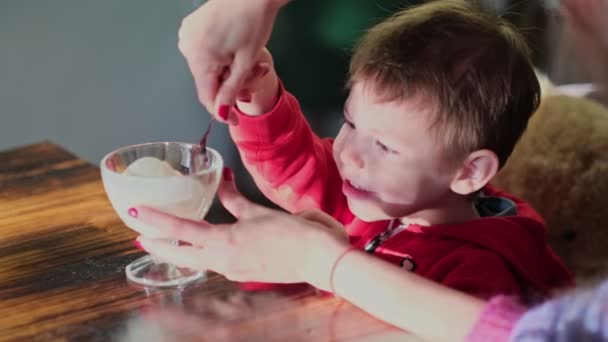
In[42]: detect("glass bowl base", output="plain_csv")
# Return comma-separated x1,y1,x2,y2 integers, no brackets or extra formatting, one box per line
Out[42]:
125,255,205,288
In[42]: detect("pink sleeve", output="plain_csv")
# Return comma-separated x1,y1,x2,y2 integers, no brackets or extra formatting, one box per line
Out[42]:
466,296,526,341
229,82,354,224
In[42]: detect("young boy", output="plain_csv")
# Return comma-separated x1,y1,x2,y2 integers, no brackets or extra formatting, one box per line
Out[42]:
221,1,572,299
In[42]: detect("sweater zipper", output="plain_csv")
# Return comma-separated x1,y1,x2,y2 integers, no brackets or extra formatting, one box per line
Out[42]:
364,219,396,254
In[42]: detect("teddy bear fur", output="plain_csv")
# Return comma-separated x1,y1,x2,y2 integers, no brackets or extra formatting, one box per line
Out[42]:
493,93,608,281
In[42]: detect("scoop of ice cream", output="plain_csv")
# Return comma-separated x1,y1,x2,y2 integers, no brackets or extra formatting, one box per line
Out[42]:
123,157,180,177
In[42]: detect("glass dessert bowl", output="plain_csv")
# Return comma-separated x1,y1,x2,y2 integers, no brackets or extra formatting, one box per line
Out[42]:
100,141,222,288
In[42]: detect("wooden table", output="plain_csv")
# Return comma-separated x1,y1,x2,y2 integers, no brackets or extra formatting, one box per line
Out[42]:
0,142,417,341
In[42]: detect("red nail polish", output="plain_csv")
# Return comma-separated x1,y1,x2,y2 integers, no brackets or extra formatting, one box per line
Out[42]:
222,167,233,181
128,207,138,218
218,105,230,121
133,240,144,250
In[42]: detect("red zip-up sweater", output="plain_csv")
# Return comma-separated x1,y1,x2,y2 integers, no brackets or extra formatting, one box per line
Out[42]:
229,83,573,299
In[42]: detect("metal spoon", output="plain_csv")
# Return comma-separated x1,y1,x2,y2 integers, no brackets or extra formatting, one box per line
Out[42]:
191,119,214,172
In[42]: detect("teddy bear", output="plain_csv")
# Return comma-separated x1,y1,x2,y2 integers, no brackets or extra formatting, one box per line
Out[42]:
493,92,608,282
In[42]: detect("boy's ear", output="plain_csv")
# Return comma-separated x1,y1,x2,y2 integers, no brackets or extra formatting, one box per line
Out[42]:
450,149,499,195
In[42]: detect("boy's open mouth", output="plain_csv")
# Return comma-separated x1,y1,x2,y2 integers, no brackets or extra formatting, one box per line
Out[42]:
343,179,375,199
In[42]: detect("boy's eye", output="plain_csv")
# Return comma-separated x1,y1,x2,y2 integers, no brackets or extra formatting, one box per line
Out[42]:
342,116,355,129
376,140,397,154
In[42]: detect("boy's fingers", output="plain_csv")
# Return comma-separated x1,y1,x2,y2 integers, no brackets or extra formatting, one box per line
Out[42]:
246,63,270,83
236,88,252,102
297,210,348,240
235,62,272,103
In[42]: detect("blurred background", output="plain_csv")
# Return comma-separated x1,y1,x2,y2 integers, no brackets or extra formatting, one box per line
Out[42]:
0,0,594,207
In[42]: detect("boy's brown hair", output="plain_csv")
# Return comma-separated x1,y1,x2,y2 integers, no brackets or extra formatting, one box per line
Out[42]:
349,0,540,166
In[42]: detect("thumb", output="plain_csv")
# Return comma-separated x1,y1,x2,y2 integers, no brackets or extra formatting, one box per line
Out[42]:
218,167,258,219
215,53,256,121
297,210,348,241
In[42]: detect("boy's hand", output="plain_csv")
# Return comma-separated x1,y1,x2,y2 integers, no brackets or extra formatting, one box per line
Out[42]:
233,48,280,117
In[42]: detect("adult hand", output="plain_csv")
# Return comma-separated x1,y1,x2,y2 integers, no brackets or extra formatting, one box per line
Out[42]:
178,0,289,120
131,168,350,291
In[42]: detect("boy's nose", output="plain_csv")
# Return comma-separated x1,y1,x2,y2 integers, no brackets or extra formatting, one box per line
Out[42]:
341,145,365,169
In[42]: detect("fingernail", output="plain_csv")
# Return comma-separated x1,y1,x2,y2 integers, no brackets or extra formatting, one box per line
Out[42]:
222,167,233,181
128,207,138,218
133,239,144,250
218,105,230,121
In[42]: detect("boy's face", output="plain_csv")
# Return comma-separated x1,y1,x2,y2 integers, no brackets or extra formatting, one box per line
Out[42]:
333,81,459,222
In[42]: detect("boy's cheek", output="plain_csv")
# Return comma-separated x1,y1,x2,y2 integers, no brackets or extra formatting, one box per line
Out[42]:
332,139,345,169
